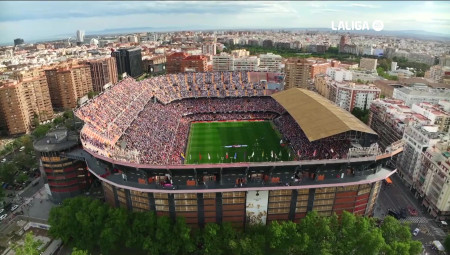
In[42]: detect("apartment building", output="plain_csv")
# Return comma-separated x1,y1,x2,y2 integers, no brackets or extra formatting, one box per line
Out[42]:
369,99,413,150
112,48,143,78
393,85,450,107
181,55,208,72
0,68,55,135
259,53,282,72
166,52,189,73
325,67,352,82
309,61,331,80
429,65,450,84
45,62,93,109
439,55,450,67
284,58,310,89
0,80,31,135
201,42,216,56
86,57,118,93
231,49,250,58
315,75,380,112
370,99,450,149
142,55,166,75
233,56,259,71
359,58,377,71
397,125,442,186
418,139,450,219
212,53,234,72
411,103,450,133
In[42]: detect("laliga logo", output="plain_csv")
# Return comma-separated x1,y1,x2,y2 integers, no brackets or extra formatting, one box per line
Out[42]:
331,20,384,31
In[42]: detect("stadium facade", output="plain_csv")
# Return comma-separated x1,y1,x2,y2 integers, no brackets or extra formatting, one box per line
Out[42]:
33,129,91,202
41,71,403,227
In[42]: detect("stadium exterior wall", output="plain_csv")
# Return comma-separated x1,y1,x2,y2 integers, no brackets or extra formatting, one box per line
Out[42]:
68,146,402,228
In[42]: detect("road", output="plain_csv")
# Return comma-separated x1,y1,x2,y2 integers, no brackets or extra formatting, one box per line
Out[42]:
0,177,55,232
375,173,447,254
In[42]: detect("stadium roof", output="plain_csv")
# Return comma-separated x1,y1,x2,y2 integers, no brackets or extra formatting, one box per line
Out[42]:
272,88,377,141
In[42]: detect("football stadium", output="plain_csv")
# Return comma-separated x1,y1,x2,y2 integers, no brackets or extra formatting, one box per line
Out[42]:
36,71,404,227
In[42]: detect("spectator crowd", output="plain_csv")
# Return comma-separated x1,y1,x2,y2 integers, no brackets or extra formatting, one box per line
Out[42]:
75,71,355,165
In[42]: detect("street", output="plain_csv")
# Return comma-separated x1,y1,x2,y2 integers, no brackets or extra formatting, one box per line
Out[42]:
1,177,55,233
375,173,447,254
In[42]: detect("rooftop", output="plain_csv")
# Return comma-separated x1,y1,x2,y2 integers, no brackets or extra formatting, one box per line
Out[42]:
33,128,80,152
272,88,377,142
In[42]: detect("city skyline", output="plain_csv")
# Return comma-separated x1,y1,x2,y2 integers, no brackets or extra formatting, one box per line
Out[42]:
1,1,450,45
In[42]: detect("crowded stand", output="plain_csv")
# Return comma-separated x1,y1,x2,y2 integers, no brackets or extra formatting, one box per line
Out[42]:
75,71,357,165
274,114,351,160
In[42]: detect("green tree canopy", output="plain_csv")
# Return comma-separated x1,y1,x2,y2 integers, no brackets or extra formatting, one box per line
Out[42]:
71,248,89,255
0,162,18,183
444,234,450,254
13,232,43,255
48,197,423,255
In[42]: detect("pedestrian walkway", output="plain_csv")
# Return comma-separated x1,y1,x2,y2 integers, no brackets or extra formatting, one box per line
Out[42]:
429,225,446,238
399,216,430,224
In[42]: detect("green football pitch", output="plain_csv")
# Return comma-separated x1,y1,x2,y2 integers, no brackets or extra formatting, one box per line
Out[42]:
184,120,293,164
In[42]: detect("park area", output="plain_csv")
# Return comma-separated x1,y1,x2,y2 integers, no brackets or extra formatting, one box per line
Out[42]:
184,120,292,164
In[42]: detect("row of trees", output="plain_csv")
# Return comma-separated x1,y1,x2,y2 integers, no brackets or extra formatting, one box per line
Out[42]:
222,44,360,63
48,196,422,255
392,56,431,77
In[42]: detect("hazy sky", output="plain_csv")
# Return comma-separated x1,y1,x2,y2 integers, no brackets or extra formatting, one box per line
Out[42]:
0,1,449,44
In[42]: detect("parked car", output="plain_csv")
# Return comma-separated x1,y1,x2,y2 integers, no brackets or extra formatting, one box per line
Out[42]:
388,209,400,219
0,214,7,221
399,208,408,219
413,228,420,236
1,158,6,163
10,205,19,212
13,211,23,216
407,206,418,216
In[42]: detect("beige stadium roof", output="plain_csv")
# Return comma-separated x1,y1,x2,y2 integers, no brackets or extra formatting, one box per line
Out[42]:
272,88,377,142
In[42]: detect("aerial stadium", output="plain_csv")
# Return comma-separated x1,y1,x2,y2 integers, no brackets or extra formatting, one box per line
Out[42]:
35,71,404,227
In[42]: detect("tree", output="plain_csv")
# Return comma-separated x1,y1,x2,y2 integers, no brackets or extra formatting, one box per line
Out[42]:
63,110,74,120
171,217,196,254
152,216,173,255
298,211,334,255
126,211,157,251
99,207,129,254
32,113,40,128
15,153,37,170
13,232,43,255
71,248,89,255
330,212,385,255
87,91,98,99
444,234,450,254
20,135,33,153
351,107,370,124
203,222,238,255
17,173,29,184
49,197,109,251
378,58,392,72
267,220,306,255
0,187,5,203
0,162,18,184
32,124,51,139
380,216,422,255
48,197,424,255
53,116,64,126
